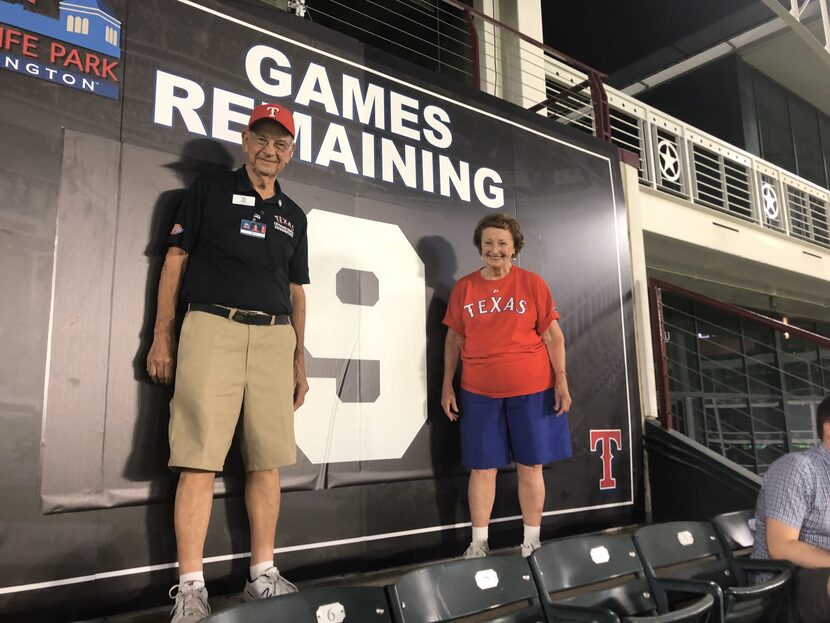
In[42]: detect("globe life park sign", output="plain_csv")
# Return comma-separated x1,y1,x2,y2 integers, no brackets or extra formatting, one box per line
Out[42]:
0,0,122,99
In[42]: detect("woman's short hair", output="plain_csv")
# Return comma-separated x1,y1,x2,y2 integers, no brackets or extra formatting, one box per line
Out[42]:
473,213,524,257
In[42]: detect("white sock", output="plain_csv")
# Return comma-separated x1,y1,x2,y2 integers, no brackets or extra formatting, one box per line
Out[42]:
249,560,274,580
179,571,205,588
523,524,541,545
472,526,489,543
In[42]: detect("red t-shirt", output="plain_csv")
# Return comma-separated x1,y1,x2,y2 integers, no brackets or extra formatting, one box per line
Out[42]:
443,265,560,398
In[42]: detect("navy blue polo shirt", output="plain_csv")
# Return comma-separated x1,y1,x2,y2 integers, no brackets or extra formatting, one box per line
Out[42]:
168,166,309,316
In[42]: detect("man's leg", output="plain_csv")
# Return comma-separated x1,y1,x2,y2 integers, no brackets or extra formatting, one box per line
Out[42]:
171,312,247,573
170,469,214,623
516,463,544,556
246,468,281,566
168,312,247,622
239,323,298,599
242,467,297,599
174,469,216,573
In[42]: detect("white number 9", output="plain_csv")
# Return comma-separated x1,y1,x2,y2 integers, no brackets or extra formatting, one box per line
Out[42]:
296,210,427,463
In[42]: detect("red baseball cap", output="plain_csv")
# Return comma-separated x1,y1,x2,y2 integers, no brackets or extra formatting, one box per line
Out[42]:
247,103,295,137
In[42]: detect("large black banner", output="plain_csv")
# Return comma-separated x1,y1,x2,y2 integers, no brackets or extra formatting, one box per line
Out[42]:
0,0,642,619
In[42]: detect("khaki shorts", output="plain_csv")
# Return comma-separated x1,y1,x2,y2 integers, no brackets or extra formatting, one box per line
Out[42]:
168,309,297,471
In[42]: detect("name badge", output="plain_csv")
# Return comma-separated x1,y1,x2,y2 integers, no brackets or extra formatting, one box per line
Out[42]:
240,219,266,239
233,194,256,206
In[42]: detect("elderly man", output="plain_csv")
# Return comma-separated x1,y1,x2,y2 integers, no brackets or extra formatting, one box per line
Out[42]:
753,396,830,623
147,103,309,623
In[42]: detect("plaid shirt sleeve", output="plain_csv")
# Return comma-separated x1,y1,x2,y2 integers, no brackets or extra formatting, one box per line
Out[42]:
763,454,813,532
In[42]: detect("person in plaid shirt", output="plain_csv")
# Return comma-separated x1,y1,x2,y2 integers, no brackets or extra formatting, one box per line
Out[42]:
753,396,830,623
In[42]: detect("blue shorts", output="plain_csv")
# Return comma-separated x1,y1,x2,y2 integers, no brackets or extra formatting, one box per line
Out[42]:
459,388,573,469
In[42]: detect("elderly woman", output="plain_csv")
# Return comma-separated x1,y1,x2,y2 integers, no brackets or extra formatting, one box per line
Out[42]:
441,213,572,558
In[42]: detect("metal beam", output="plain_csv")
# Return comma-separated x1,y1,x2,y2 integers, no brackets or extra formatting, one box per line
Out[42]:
759,0,830,58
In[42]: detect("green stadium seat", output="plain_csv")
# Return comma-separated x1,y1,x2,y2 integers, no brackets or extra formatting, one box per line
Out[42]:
634,522,792,623
528,533,715,622
203,585,393,622
386,555,543,622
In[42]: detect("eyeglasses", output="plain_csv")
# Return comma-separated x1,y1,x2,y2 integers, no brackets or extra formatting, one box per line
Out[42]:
249,132,293,153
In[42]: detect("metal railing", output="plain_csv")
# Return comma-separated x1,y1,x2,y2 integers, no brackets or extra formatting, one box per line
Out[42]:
281,1,830,250
650,278,830,474
291,0,612,139
534,52,830,250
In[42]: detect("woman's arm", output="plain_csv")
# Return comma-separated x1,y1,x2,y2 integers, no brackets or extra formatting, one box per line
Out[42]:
441,328,464,421
541,320,571,415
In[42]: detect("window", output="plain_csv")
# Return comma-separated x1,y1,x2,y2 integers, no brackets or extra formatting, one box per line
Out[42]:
81,18,89,35
656,289,830,475
791,97,826,187
822,116,830,190
755,76,796,173
66,15,74,32
750,67,830,189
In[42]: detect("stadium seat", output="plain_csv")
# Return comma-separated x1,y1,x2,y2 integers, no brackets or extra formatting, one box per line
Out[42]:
711,510,755,551
711,510,797,623
386,555,543,622
633,522,793,623
528,533,715,622
203,585,394,622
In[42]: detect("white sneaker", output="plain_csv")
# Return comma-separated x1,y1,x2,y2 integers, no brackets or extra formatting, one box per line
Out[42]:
243,566,298,601
521,541,541,558
463,541,489,559
169,581,210,623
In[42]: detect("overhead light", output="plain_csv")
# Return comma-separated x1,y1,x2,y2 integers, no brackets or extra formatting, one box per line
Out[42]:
782,316,790,340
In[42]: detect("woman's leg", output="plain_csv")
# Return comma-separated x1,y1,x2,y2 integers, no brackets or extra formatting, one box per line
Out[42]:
516,463,544,526
516,462,544,556
464,468,497,557
469,468,498,527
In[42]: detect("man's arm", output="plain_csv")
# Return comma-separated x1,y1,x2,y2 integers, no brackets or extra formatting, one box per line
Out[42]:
289,283,308,410
146,247,188,384
767,517,830,568
541,320,571,415
441,328,463,421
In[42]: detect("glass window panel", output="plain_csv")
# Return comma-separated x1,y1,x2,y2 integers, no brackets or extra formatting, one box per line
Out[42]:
704,398,756,471
786,400,816,448
696,304,746,394
791,97,827,187
701,398,725,456
662,293,701,392
751,398,788,474
815,320,830,392
821,116,830,192
743,321,781,395
672,396,706,445
755,76,797,172
781,320,822,396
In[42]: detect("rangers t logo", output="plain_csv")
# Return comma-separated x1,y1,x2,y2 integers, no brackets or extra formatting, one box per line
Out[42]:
589,429,622,490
